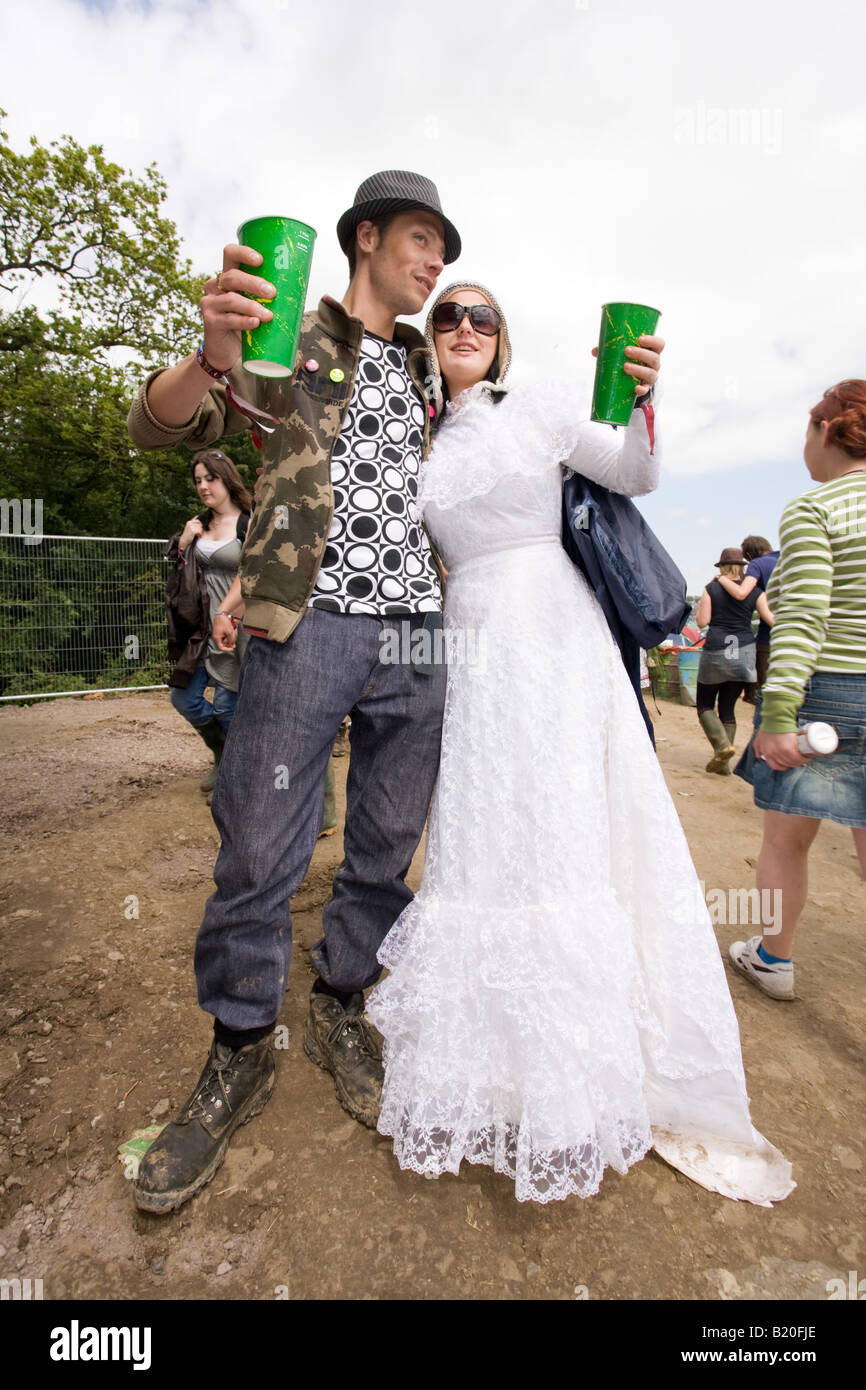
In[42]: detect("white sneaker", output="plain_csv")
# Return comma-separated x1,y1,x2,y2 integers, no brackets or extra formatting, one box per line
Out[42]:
728,936,795,1000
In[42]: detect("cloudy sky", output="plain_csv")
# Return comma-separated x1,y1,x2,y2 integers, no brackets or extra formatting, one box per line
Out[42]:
5,0,865,590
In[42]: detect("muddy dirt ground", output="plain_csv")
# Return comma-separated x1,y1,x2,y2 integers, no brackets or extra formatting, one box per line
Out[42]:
0,690,863,1302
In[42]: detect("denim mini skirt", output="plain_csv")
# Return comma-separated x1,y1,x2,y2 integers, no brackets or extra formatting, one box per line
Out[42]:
697,643,757,685
735,672,866,827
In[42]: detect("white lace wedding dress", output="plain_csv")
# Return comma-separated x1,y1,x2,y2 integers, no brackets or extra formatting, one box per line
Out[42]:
366,382,794,1206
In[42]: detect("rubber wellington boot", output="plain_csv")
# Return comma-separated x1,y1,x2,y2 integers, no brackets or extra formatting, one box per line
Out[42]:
698,710,735,775
723,721,737,751
318,757,337,838
332,718,351,758
196,717,226,792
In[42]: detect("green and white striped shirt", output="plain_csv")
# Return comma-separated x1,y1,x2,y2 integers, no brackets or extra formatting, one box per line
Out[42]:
761,471,866,732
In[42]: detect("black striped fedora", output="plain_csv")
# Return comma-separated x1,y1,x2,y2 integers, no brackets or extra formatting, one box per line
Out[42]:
336,170,461,264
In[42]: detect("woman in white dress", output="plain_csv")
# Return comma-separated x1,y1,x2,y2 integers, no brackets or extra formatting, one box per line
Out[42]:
366,283,794,1207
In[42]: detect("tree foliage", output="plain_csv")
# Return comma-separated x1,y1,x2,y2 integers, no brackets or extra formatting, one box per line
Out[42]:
0,108,200,362
0,110,258,538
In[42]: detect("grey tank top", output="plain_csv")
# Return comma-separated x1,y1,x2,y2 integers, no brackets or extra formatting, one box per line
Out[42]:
193,535,248,692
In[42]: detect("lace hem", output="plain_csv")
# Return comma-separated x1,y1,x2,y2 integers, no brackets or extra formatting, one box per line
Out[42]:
374,1103,795,1206
377,1109,654,1204
374,1111,795,1206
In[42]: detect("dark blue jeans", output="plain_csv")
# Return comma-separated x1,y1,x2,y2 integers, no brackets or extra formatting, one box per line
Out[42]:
170,665,237,733
195,608,447,1030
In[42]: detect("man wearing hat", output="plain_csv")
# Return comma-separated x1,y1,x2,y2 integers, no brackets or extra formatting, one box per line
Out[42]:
127,172,461,1213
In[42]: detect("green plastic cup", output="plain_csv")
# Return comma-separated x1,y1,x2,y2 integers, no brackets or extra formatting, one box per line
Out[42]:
237,215,316,378
591,301,661,425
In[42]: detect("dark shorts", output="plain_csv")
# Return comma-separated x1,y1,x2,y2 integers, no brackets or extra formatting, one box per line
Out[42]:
735,673,866,828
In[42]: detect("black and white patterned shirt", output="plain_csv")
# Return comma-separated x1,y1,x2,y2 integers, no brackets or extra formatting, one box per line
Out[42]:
309,332,442,615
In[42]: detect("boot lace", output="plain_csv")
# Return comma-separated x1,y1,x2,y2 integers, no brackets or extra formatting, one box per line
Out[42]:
326,1012,380,1060
187,1046,241,1121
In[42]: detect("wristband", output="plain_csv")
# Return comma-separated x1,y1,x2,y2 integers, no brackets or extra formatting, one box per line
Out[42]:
193,341,281,437
196,341,230,380
635,390,655,455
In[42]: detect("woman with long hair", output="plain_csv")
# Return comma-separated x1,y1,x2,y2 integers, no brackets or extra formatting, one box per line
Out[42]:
731,381,866,998
166,448,251,793
366,282,793,1207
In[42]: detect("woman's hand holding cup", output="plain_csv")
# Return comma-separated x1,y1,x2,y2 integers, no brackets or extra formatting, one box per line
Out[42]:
623,334,665,396
591,333,665,398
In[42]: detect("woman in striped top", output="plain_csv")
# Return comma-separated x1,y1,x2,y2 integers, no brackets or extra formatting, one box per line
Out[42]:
731,380,866,1000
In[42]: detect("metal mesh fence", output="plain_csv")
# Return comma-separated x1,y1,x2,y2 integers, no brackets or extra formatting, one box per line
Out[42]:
0,534,171,701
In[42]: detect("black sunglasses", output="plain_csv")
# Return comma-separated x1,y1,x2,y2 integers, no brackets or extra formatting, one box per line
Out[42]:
431,302,501,336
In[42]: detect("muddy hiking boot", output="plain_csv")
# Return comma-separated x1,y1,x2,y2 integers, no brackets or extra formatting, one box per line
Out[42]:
304,990,383,1129
132,1036,274,1214
698,710,736,776
196,716,226,793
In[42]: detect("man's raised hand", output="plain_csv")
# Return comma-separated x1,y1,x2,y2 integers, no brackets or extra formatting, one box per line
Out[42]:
199,245,276,374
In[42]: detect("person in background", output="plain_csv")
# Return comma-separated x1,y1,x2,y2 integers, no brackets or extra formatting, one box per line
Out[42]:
693,548,757,775
165,449,251,793
716,534,779,702
731,381,866,999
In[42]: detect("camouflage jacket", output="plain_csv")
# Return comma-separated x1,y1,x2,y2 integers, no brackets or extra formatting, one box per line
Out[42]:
127,295,434,642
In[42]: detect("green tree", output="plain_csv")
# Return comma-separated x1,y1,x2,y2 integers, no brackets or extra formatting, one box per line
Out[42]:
0,109,259,537
0,106,200,363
